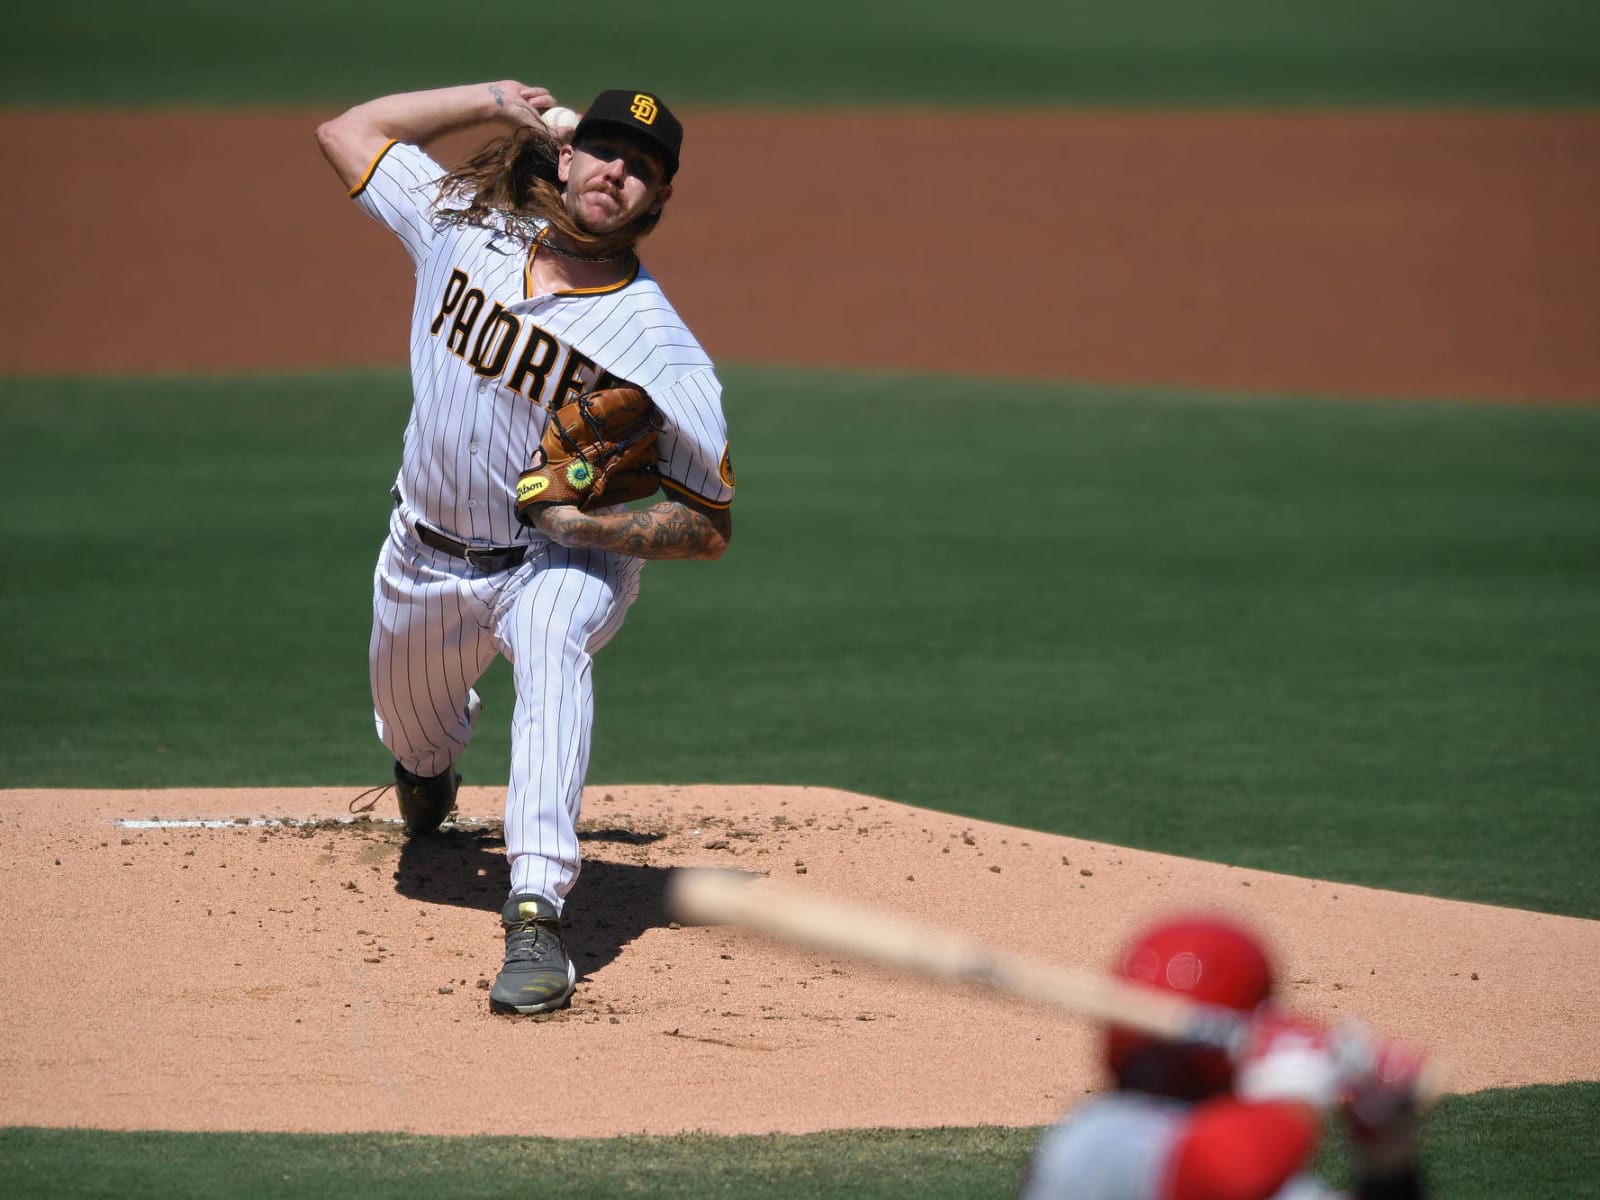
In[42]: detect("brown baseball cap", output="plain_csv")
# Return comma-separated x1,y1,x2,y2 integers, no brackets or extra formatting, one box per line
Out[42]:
573,90,683,179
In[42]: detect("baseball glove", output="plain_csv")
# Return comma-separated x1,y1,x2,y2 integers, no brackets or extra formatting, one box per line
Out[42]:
515,385,662,520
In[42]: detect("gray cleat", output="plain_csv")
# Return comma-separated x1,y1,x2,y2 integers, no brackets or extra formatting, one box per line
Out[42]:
489,894,577,1015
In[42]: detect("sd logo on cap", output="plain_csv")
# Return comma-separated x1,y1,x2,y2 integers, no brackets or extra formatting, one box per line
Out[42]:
574,89,683,180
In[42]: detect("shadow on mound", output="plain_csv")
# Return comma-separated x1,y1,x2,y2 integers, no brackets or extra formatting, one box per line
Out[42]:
392,823,672,981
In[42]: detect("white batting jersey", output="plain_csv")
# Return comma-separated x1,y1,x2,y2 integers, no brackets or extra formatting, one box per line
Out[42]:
350,139,734,545
1019,1094,1343,1200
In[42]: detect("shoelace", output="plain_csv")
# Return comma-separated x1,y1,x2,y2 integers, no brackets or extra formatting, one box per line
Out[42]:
504,918,563,964
347,783,392,815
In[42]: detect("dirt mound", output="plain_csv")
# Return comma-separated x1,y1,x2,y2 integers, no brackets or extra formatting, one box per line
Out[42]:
2,784,1593,1137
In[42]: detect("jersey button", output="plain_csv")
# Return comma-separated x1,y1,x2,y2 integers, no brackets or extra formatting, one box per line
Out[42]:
469,442,479,455
467,499,478,509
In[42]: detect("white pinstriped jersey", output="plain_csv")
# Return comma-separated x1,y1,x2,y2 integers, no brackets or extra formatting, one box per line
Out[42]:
351,139,734,546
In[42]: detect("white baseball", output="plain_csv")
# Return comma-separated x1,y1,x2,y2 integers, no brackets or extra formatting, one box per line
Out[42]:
541,106,580,137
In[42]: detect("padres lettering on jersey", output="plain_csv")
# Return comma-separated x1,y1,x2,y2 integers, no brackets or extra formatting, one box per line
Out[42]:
351,139,733,546
426,267,620,407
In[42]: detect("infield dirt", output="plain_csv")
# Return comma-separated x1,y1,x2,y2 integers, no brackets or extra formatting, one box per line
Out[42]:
3,109,1598,400
4,784,1597,1137
1,109,1596,1136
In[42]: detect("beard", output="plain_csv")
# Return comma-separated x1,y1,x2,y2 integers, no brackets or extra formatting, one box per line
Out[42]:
565,193,661,253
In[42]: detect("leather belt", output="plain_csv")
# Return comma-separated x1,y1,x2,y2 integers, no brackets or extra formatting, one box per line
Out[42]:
393,490,528,572
413,521,529,572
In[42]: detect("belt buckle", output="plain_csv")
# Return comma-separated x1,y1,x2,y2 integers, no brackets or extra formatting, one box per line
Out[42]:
465,545,522,573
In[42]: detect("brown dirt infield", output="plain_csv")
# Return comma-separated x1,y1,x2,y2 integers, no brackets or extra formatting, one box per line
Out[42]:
1,109,1596,1138
3,785,1597,1137
3,109,1598,400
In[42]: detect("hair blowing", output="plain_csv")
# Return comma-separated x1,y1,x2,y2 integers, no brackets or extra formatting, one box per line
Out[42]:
433,125,662,256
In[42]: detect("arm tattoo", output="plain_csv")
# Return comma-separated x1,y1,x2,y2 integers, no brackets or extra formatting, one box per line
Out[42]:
552,500,729,560
489,85,506,108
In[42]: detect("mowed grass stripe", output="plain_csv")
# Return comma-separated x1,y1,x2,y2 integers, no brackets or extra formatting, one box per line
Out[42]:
5,0,1600,106
1,1084,1596,1198
1,367,1597,919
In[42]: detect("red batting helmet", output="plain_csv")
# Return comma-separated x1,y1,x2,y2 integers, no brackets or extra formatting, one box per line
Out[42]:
1104,913,1275,1100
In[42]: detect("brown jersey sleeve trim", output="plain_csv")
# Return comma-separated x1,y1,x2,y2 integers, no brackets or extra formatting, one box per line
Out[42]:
348,139,400,199
660,475,732,511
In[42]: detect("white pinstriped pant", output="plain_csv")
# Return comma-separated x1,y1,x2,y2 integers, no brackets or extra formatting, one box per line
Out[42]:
370,504,642,910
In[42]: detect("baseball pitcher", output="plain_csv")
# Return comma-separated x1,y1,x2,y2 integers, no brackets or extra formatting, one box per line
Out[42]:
316,80,734,1015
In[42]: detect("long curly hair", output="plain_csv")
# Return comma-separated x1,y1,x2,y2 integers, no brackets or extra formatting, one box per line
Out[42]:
432,125,662,257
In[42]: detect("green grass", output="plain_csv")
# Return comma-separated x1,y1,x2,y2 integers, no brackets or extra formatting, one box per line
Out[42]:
632,372,1600,916
0,1127,1037,1200
5,367,1597,917
2,1084,1596,1198
1321,1083,1600,1196
6,0,1600,107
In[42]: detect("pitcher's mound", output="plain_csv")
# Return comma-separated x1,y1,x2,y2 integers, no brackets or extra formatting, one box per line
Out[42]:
2,784,1593,1136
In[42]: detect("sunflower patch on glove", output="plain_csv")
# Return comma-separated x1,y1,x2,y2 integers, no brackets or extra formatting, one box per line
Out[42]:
515,385,663,521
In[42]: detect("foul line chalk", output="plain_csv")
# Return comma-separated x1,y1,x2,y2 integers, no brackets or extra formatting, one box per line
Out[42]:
116,817,405,829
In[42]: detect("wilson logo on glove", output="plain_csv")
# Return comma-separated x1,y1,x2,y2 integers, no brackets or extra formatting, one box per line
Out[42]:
516,385,663,521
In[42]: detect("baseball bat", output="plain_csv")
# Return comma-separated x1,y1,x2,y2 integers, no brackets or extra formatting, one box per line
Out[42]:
666,867,1251,1052
667,868,1447,1103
